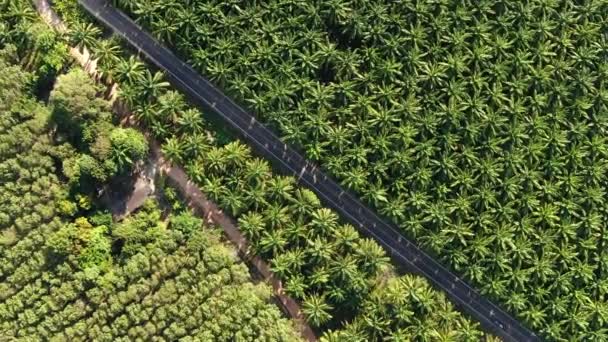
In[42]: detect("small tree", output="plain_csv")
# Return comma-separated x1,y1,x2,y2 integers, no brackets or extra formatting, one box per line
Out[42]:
109,127,148,172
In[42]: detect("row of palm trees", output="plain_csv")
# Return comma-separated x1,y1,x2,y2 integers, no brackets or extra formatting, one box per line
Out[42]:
105,0,608,340
322,275,492,342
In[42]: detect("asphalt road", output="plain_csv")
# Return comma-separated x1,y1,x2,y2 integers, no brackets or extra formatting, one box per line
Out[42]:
79,1,541,340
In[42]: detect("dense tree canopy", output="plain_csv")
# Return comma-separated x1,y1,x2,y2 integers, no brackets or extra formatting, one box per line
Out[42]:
0,44,300,340
51,68,148,189
0,0,67,87
103,0,608,340
48,3,492,339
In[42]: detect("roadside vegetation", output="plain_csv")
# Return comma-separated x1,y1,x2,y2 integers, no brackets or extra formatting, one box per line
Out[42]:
92,0,607,340
44,0,493,340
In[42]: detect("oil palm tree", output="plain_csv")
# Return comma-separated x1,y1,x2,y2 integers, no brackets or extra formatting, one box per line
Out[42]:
302,294,333,327
92,37,123,82
238,212,265,241
114,56,145,86
138,70,169,101
67,22,100,52
162,136,183,164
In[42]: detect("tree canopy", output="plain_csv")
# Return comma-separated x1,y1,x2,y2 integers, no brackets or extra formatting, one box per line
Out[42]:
104,0,608,339
0,43,300,341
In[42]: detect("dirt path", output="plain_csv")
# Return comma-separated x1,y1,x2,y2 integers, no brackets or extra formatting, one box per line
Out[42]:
150,141,317,341
34,0,120,102
34,1,316,340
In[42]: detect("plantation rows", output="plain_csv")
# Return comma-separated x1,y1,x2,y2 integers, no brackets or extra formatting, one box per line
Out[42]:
48,1,494,340
102,0,608,340
1,203,300,341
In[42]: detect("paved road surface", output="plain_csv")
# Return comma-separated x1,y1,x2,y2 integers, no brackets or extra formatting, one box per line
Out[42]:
78,1,541,340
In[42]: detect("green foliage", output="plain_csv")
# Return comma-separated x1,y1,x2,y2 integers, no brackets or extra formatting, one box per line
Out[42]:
0,1,68,83
111,200,166,258
109,0,608,339
50,68,110,142
323,275,484,341
170,211,202,238
0,52,301,340
302,294,333,328
51,1,490,337
108,127,148,171
51,68,147,189
0,46,33,109
48,217,112,270
57,199,78,217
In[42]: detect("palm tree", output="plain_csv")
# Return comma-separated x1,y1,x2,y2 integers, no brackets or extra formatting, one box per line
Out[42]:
310,208,338,235
361,181,389,207
158,90,186,123
114,56,145,86
162,136,183,164
139,70,169,101
379,195,407,222
306,236,334,264
284,274,308,300
271,249,304,279
151,17,178,44
68,22,100,52
257,229,287,256
118,83,141,108
220,189,245,216
181,132,211,159
204,147,227,174
284,218,310,245
177,108,204,135
267,176,295,202
262,203,290,230
222,141,250,170
331,224,359,251
93,38,122,82
133,102,159,126
329,253,359,285
302,294,333,327
202,175,226,203
5,1,37,24
238,212,265,241
334,50,361,81
355,239,389,274
244,182,267,211
244,158,271,185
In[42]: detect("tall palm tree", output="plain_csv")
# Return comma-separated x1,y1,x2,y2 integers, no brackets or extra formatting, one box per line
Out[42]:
133,102,159,126
262,203,291,230
302,294,333,327
93,38,123,82
68,22,101,52
355,239,389,274
244,158,271,185
257,229,287,256
267,176,295,202
238,212,265,241
162,136,183,164
222,141,250,169
114,56,145,86
177,108,204,135
138,70,169,101
310,208,338,235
